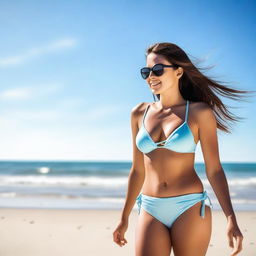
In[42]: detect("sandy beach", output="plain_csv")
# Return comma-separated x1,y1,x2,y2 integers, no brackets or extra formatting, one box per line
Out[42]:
0,208,255,256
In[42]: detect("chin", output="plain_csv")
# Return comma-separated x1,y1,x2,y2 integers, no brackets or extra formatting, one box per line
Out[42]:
151,89,162,94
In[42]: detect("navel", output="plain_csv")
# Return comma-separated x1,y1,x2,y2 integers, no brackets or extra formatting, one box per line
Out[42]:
162,181,168,188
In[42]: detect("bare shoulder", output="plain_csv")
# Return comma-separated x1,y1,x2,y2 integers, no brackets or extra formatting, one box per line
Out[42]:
131,102,149,118
130,102,150,128
190,101,211,111
189,101,215,123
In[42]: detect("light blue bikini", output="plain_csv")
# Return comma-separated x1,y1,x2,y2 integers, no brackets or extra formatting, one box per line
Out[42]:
136,191,213,228
135,100,213,228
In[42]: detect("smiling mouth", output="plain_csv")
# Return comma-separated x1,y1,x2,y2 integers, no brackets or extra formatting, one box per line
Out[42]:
151,82,161,87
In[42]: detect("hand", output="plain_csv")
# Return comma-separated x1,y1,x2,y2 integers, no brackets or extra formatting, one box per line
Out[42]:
226,217,243,256
113,219,128,247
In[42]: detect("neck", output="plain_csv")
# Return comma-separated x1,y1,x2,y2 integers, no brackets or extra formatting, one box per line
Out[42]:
157,89,186,109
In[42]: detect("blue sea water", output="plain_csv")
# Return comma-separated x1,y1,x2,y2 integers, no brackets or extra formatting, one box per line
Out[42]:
0,161,255,211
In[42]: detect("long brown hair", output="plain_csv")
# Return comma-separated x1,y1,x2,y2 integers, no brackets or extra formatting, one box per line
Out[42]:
145,42,256,133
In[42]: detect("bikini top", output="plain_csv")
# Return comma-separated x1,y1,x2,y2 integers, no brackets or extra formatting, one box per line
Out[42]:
136,100,197,154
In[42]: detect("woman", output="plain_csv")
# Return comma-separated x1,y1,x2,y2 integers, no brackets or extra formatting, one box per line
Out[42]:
113,42,252,256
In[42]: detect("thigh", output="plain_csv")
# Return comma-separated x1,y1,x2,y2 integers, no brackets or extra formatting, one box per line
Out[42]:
135,208,172,256
170,201,212,256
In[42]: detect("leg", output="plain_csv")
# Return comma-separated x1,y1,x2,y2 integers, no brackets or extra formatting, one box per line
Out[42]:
135,208,172,256
170,201,212,256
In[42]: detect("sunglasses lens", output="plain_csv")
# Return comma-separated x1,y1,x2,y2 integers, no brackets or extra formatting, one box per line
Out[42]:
141,68,150,79
152,64,164,76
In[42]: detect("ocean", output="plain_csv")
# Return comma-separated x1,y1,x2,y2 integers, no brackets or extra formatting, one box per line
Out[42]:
0,161,255,211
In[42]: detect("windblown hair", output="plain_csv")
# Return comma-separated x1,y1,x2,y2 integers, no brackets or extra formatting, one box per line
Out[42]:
145,42,255,133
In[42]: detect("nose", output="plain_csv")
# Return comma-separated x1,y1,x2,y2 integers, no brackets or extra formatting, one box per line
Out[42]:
148,70,154,77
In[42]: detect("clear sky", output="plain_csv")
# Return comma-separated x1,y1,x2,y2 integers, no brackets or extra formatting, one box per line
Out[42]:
0,0,255,162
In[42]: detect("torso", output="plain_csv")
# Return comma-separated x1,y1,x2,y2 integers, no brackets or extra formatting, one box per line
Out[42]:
138,101,204,197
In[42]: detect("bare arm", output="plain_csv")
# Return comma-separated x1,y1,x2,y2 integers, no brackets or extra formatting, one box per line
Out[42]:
113,103,146,247
197,103,235,219
120,102,146,222
197,102,243,255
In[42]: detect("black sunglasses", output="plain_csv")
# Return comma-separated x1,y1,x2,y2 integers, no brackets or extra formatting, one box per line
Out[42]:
140,63,176,79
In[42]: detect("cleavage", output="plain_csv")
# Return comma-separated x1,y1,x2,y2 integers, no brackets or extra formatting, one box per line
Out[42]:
144,110,183,143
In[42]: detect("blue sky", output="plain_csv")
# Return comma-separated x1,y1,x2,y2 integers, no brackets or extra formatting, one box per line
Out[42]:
0,0,255,162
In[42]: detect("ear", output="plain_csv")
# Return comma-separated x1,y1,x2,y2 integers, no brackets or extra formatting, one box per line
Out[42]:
176,66,183,79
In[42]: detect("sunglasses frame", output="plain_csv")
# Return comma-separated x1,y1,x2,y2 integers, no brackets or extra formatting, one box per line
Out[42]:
140,63,176,79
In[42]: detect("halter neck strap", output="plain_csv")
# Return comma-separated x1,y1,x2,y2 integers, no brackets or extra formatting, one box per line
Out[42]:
185,100,189,122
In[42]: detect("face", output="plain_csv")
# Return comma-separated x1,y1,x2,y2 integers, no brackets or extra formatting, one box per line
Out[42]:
145,53,183,94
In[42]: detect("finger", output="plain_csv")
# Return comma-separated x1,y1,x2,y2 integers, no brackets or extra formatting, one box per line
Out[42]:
230,248,240,256
117,233,122,246
232,235,239,252
113,233,117,242
120,235,126,242
114,232,121,245
230,235,243,255
227,234,234,248
121,238,128,245
230,247,238,256
113,231,118,240
119,236,127,246
117,234,126,247
235,235,243,252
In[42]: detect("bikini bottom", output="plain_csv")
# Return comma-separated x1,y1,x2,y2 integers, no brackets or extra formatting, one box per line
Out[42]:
136,190,213,228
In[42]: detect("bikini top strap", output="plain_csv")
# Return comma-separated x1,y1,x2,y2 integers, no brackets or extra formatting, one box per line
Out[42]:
185,100,189,122
142,103,150,122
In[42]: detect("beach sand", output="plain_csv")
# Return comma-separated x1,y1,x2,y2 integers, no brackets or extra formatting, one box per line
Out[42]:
0,208,255,256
